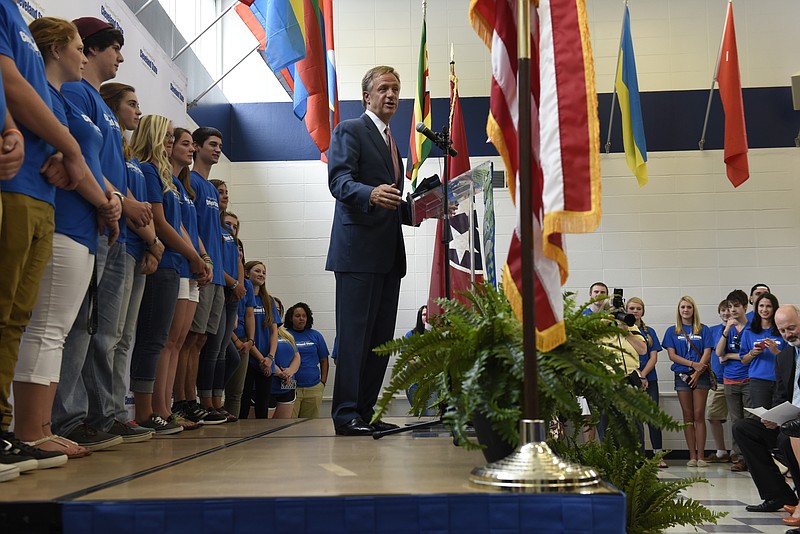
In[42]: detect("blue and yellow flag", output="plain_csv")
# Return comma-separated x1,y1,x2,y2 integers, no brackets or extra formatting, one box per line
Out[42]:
615,5,648,186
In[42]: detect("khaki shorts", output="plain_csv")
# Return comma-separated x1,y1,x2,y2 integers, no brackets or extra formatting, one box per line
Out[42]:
191,283,224,334
706,386,728,421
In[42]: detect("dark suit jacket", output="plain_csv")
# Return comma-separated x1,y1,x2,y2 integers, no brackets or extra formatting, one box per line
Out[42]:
773,344,797,406
325,113,407,276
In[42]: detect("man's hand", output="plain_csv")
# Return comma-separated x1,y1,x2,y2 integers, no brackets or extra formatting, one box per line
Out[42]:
40,152,69,189
123,197,153,227
61,150,89,190
761,418,778,430
0,130,24,180
232,282,246,300
98,194,122,222
369,184,401,210
146,238,165,262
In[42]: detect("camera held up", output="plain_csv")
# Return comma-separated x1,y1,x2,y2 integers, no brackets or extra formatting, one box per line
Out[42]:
611,288,636,327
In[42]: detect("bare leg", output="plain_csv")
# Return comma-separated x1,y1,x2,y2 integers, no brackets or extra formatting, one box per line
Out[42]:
677,390,697,459
134,392,153,423
12,381,49,442
693,389,709,460
708,418,726,453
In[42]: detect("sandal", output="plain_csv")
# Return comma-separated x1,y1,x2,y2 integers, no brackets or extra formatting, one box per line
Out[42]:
25,435,92,459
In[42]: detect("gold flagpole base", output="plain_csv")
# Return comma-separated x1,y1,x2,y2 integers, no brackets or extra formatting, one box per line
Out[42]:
468,419,615,493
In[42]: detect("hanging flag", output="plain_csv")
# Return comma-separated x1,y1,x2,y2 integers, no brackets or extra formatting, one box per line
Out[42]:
470,0,601,351
236,0,339,155
428,59,484,316
238,0,256,5
716,1,749,187
407,9,432,190
322,0,340,130
483,162,497,288
615,4,648,187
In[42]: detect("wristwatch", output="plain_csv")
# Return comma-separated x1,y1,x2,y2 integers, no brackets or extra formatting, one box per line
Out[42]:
147,236,160,249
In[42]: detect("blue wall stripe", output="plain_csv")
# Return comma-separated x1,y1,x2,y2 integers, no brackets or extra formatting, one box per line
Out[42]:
188,87,798,163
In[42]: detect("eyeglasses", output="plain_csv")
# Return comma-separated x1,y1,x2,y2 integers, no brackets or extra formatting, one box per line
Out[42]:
165,132,175,141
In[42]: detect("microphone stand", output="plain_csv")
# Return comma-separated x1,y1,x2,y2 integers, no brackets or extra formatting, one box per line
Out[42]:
374,125,456,440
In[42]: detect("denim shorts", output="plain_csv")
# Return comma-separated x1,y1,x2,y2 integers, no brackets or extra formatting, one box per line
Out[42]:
674,371,711,392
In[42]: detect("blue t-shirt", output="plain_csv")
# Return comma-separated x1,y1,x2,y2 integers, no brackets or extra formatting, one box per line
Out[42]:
708,324,725,380
0,3,54,204
235,279,256,339
740,327,784,382
189,170,223,286
49,85,104,253
125,158,147,261
221,226,239,280
270,335,298,393
141,162,183,273
636,325,661,382
718,323,749,381
62,79,127,243
662,324,714,374
249,293,282,371
288,328,329,388
173,177,199,279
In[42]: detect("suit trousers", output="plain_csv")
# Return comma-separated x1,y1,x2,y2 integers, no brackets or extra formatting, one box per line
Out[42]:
733,417,798,501
331,268,401,428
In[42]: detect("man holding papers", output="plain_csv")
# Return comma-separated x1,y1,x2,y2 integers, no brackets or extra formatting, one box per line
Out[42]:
733,304,800,513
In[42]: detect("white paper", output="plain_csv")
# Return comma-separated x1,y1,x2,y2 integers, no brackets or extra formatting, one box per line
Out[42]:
744,401,800,425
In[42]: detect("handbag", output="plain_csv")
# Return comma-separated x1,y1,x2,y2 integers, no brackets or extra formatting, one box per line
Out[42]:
684,331,717,391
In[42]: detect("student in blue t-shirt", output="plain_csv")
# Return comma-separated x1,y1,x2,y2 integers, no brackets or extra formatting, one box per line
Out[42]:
225,236,256,419
270,326,301,419
662,295,714,467
705,300,732,465
745,283,770,323
241,260,280,419
128,115,209,436
715,289,751,470
625,297,666,467
740,293,784,410
13,17,122,462
99,82,164,436
285,302,330,418
0,0,100,459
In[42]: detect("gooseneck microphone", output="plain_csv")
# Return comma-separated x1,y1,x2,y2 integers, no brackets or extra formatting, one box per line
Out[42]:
415,122,458,157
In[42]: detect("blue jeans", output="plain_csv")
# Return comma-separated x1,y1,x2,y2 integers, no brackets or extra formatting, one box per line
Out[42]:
130,269,179,393
643,380,662,450
53,238,127,436
112,255,144,422
198,288,236,398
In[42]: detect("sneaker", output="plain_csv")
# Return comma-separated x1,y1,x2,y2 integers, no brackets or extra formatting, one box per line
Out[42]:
0,464,19,482
686,459,697,467
108,420,154,443
168,413,200,431
1,432,66,469
65,424,124,452
198,407,227,425
138,414,183,435
181,402,211,424
696,459,708,468
0,433,38,472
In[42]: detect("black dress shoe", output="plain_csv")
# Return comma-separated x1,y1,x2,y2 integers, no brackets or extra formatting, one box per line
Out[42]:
786,528,800,534
335,418,373,436
371,420,399,432
745,496,798,512
782,418,800,438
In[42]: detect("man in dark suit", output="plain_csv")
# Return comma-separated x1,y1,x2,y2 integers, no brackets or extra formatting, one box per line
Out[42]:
326,66,408,436
733,304,800,512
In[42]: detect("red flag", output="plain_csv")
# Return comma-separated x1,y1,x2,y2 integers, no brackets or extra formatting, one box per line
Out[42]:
717,1,749,187
238,0,255,6
428,62,484,316
470,0,600,351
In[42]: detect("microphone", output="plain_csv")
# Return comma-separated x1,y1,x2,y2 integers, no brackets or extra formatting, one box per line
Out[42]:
415,122,458,157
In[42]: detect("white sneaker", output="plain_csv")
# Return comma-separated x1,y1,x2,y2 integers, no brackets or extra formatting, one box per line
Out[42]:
0,463,20,482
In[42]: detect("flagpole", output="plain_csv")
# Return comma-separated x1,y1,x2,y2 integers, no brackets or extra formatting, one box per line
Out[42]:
173,0,238,61
699,0,731,150
604,0,629,154
516,0,537,422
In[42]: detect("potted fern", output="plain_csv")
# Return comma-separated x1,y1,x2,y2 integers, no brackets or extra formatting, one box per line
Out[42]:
373,283,724,532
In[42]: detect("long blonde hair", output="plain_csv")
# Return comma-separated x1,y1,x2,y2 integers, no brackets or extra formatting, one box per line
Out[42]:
674,295,702,335
626,296,653,348
100,82,136,160
277,326,297,351
130,114,174,194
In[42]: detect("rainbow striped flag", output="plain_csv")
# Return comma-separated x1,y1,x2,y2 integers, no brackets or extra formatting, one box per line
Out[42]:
615,4,648,186
406,13,432,190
